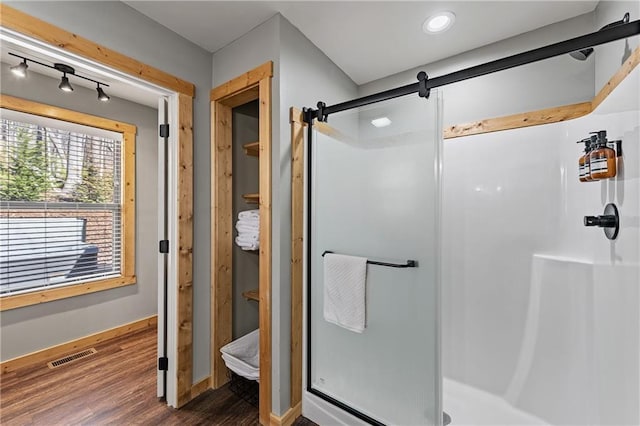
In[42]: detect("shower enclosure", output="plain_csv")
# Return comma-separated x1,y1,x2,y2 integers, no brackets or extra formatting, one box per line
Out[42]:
307,93,443,425
299,17,639,426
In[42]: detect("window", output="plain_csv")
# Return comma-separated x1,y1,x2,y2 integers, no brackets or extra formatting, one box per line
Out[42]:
0,95,136,310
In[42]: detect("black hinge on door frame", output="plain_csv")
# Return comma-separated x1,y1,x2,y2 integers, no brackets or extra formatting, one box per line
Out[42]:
159,240,169,254
158,357,168,371
159,124,170,138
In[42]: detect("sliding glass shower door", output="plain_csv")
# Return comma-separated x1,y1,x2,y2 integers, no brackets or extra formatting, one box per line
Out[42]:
307,92,443,425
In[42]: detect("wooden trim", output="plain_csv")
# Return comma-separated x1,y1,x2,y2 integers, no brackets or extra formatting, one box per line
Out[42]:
269,402,302,426
176,94,194,408
190,376,211,399
591,45,640,111
210,62,273,102
0,276,136,311
0,94,136,133
0,95,137,312
122,130,136,279
444,45,640,139
210,101,233,389
1,315,157,374
443,102,593,139
0,4,194,97
210,63,273,425
289,107,304,408
258,75,273,426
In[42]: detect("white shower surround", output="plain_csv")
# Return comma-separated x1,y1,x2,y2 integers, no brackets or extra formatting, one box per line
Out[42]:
442,66,639,425
302,63,639,426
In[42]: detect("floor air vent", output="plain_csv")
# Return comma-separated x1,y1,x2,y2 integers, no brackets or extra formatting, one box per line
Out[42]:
47,348,97,369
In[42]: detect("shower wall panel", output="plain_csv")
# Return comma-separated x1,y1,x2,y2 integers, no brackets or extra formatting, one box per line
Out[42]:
442,67,639,425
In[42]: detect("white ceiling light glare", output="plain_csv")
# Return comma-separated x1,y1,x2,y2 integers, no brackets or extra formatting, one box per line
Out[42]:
371,117,392,128
423,11,456,34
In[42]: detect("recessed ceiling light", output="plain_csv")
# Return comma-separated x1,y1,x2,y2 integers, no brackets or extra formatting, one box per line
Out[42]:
371,117,391,128
423,11,456,34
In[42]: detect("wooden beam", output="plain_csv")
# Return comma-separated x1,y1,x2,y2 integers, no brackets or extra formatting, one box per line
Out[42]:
258,76,273,426
591,45,640,111
0,4,195,97
289,107,304,408
176,94,194,408
210,62,273,102
210,101,233,389
443,102,593,139
1,315,157,374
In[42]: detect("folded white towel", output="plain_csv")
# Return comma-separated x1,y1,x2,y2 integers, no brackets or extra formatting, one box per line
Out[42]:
323,253,367,333
238,210,259,220
235,236,259,250
236,223,259,233
237,234,258,244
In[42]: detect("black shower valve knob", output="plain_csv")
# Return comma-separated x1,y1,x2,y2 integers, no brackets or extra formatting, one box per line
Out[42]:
583,215,617,228
583,203,619,240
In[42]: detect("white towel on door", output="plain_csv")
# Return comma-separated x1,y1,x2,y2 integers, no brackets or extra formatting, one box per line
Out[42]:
323,253,367,333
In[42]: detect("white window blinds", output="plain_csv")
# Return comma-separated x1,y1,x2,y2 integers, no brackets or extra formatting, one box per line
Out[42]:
0,111,123,295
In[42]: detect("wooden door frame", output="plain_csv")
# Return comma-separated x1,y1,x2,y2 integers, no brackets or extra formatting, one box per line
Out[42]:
210,61,273,425
0,4,196,408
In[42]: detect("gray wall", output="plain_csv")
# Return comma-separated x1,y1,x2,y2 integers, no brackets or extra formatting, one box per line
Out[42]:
359,12,596,127
4,1,213,383
594,0,640,91
277,17,358,414
0,64,158,361
232,101,260,339
212,13,358,414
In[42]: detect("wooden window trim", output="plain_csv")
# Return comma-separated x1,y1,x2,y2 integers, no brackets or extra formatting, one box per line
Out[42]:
0,94,136,311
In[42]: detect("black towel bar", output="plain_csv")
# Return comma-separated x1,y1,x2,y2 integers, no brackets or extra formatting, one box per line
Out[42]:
322,251,417,268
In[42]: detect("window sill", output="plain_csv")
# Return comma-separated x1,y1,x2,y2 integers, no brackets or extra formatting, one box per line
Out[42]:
0,275,137,311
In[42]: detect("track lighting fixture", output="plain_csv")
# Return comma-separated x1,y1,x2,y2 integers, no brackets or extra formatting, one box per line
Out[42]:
570,12,630,61
96,84,110,102
58,74,74,92
8,52,110,101
10,59,28,78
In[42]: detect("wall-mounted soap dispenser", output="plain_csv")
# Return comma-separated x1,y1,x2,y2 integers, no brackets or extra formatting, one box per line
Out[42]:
577,137,594,182
589,130,617,179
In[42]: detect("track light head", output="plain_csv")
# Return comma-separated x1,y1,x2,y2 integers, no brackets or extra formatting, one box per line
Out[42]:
59,74,74,92
569,12,630,61
97,85,110,102
10,59,28,78
570,48,594,61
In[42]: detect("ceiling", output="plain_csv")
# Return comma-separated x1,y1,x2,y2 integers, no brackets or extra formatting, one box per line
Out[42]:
124,1,598,84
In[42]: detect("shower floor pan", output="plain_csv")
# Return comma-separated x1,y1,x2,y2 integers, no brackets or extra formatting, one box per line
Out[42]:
220,329,259,381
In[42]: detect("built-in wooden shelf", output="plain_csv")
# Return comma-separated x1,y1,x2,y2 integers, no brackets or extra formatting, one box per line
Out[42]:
242,289,259,302
242,193,259,204
243,141,259,157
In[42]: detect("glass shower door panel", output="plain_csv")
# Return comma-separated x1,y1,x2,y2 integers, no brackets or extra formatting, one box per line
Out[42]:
309,93,443,425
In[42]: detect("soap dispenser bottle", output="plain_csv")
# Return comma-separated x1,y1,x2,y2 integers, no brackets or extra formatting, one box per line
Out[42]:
589,130,617,179
577,137,592,182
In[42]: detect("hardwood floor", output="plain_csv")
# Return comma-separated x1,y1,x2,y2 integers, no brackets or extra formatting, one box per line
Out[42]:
0,327,316,425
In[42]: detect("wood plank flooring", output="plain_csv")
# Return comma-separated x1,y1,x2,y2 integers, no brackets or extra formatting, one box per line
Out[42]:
0,326,316,425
